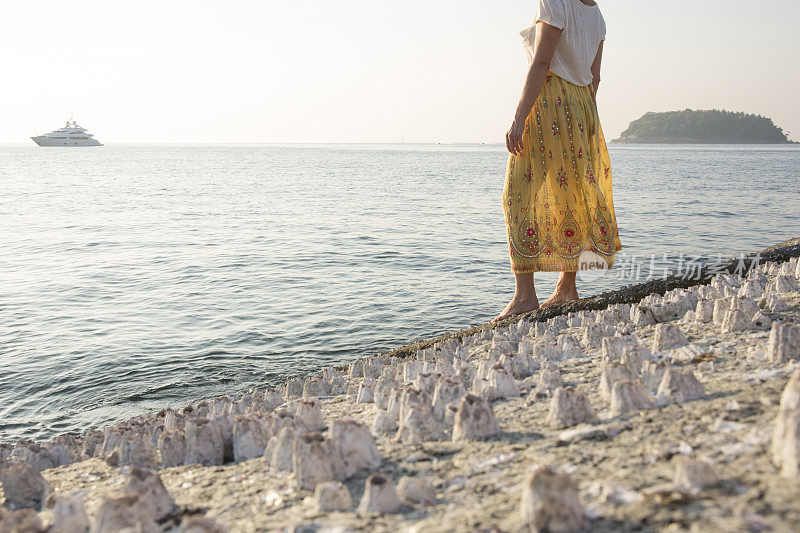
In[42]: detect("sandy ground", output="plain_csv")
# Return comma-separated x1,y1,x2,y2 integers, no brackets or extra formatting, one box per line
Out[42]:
22,281,800,532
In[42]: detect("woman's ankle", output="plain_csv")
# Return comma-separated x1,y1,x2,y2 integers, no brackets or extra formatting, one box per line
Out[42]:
514,291,538,302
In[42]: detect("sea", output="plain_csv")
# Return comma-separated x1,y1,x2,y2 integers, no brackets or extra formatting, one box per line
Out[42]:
1,143,799,442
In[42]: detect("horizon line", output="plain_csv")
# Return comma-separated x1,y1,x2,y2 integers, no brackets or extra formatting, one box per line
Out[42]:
2,141,799,147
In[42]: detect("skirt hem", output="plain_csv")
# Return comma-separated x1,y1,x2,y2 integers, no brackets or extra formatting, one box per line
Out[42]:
509,243,622,274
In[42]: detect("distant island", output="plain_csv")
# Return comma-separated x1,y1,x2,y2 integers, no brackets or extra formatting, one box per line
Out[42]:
612,109,795,144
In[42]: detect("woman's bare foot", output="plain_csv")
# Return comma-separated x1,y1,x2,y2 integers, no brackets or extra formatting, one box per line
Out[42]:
541,287,579,308
493,293,540,323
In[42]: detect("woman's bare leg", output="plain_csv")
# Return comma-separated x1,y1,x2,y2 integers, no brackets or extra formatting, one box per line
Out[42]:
493,272,540,322
541,271,579,308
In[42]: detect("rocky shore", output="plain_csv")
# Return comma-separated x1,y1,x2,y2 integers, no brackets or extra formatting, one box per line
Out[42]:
2,238,800,532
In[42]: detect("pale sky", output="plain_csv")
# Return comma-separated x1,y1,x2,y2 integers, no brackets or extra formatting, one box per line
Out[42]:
2,0,798,144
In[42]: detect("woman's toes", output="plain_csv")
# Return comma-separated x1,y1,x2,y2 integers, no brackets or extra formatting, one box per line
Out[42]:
494,295,540,323
493,312,510,323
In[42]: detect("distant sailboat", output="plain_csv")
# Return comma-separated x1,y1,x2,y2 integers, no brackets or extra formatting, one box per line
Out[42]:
32,118,102,147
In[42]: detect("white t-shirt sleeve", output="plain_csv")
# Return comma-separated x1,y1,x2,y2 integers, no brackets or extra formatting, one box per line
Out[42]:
599,13,607,40
535,0,567,30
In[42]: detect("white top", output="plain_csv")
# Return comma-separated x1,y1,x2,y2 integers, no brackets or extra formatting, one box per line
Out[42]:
520,0,606,86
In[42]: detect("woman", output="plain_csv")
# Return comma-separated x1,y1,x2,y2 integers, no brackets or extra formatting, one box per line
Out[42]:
494,0,622,322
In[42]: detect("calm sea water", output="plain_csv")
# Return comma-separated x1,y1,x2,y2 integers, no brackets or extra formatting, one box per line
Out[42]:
1,143,799,442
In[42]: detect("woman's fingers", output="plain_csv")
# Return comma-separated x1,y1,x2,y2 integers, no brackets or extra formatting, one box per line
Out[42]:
507,123,526,155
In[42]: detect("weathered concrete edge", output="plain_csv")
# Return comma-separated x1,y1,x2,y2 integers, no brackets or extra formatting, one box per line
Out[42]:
379,237,800,360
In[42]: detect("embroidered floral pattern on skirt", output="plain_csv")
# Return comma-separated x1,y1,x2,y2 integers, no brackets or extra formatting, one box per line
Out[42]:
502,72,622,272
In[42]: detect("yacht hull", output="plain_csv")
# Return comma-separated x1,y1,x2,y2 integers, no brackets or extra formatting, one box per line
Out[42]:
31,136,102,147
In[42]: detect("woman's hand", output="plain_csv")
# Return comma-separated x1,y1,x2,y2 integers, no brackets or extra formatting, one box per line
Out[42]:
506,117,526,155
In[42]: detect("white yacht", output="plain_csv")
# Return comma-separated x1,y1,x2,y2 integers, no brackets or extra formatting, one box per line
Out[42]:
31,119,102,147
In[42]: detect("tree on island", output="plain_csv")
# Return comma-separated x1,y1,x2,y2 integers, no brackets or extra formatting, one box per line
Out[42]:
612,109,793,144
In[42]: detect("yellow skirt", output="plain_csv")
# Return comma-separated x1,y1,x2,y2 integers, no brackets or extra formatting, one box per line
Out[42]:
502,72,622,273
